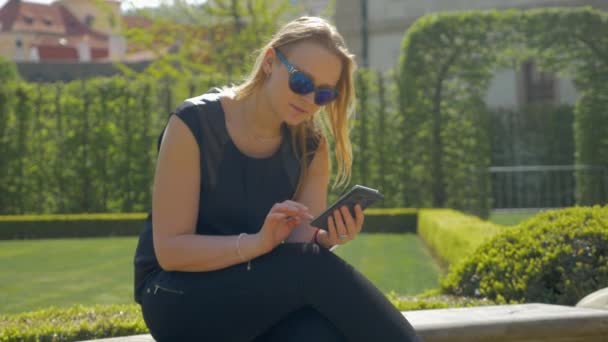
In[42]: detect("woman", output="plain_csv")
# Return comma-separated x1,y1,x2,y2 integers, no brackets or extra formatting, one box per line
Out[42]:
133,16,422,342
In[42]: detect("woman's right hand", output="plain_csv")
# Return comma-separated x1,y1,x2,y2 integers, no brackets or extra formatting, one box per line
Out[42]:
256,200,314,252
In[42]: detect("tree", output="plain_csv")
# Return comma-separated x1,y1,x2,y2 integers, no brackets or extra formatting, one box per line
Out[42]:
117,0,308,80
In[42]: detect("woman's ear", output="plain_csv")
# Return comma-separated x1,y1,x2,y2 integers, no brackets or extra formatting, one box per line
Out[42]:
262,48,275,75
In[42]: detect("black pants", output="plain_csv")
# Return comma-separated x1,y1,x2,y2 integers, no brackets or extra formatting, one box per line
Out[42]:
140,243,422,341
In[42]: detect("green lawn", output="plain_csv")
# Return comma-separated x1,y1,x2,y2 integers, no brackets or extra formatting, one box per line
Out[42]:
0,233,441,314
488,209,542,226
334,233,441,295
0,237,137,315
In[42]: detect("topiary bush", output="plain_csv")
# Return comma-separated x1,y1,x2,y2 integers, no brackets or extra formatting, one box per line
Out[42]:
442,205,608,305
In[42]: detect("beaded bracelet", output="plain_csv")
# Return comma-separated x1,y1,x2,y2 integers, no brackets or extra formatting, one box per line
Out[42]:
312,228,321,244
236,233,251,271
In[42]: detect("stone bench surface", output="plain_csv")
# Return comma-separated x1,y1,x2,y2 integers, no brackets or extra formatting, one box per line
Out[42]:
79,303,608,342
402,303,608,342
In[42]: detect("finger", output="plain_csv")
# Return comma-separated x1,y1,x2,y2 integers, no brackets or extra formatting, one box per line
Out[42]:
283,200,313,220
275,203,302,213
285,216,301,228
327,215,338,244
333,209,349,242
273,205,313,220
355,204,364,233
283,200,309,212
286,215,302,227
269,212,299,224
340,205,356,236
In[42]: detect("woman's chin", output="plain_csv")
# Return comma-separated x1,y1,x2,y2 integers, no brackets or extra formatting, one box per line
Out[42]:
284,113,309,126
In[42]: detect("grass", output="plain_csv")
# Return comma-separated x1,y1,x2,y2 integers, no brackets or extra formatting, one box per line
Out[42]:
488,209,542,226
0,237,137,315
333,233,441,295
0,233,441,314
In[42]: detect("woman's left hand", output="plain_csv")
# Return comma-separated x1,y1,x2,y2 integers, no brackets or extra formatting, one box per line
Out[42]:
316,204,364,248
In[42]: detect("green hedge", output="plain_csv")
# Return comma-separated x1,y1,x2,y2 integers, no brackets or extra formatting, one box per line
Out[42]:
0,294,494,342
363,208,418,233
0,304,147,342
442,205,608,305
399,8,608,216
418,209,504,267
0,213,147,240
0,209,417,240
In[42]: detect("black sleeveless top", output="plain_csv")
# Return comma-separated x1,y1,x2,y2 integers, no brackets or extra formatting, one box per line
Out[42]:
133,89,319,304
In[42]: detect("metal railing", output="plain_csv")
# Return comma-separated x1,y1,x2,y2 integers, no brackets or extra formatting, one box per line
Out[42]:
488,165,608,209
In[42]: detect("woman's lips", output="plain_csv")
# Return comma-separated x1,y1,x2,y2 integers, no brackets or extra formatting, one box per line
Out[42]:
290,103,307,114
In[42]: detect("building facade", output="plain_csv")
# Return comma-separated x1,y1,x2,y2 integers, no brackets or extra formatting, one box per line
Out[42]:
0,0,126,63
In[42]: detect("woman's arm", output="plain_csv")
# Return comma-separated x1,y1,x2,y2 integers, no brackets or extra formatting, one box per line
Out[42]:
285,136,330,243
152,115,272,272
286,135,365,249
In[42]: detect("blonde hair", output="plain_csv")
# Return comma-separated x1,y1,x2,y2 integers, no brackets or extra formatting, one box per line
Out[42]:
233,16,357,198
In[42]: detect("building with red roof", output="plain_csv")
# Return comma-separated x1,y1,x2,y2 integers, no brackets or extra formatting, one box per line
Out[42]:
0,0,141,62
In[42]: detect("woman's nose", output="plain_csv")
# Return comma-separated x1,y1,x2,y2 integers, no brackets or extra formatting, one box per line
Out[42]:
302,92,316,105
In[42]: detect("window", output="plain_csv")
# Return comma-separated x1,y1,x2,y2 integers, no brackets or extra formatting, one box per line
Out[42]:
16,38,23,48
85,14,95,28
23,15,34,25
522,60,556,105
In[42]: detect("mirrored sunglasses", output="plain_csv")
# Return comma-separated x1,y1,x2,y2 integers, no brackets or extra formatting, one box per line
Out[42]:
275,48,339,106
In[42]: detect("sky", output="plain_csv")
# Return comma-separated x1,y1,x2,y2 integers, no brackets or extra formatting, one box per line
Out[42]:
0,0,207,12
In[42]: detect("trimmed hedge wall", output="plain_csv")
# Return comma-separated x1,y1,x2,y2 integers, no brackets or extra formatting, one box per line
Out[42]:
363,208,418,233
0,209,418,240
418,209,504,267
442,205,608,305
0,213,147,240
399,8,608,217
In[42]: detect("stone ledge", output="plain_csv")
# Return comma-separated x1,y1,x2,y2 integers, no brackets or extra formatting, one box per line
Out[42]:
577,287,608,310
79,303,608,341
403,303,608,342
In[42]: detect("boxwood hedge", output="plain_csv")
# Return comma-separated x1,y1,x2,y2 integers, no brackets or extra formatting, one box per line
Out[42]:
442,205,608,305
0,209,418,240
0,213,147,240
418,209,504,267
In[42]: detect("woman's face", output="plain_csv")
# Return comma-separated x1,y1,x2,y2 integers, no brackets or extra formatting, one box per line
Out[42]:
263,41,342,126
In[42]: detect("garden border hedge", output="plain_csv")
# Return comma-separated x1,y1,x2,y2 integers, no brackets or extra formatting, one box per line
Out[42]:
0,209,418,239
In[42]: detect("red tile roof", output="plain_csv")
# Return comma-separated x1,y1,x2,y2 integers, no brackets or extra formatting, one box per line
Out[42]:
0,0,111,61
1,0,66,34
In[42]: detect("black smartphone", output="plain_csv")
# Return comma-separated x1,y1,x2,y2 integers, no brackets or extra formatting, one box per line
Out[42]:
310,185,384,230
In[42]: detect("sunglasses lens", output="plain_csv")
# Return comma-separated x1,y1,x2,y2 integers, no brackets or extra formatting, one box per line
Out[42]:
289,72,315,95
315,89,338,106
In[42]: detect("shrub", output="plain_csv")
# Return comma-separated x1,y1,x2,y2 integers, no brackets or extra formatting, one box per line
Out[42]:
0,304,147,342
442,205,608,305
0,213,147,240
364,208,418,233
387,290,496,311
418,209,503,267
